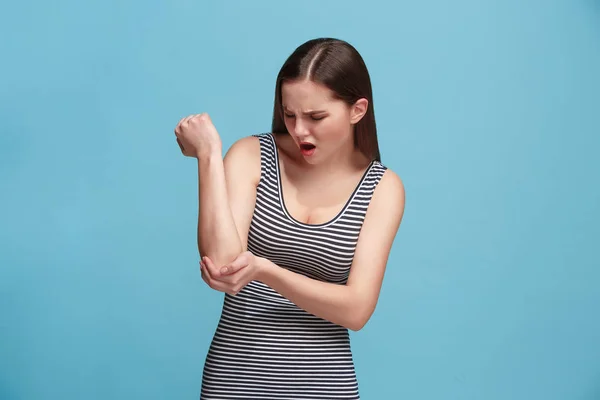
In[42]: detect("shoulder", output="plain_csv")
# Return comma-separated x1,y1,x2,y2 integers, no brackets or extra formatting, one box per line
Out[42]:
224,135,262,162
223,134,263,186
377,165,404,197
368,165,405,223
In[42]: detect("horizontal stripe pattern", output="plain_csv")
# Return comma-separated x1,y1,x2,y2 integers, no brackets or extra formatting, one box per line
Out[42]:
201,133,386,399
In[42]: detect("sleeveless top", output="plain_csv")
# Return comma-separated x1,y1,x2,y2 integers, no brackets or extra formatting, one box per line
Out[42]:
200,133,387,399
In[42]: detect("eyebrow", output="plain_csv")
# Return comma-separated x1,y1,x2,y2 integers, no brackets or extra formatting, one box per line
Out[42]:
282,105,327,115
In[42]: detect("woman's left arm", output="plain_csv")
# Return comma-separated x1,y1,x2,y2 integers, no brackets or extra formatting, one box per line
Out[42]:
202,170,405,331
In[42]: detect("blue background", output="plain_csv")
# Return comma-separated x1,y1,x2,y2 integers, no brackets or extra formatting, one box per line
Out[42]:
1,0,599,399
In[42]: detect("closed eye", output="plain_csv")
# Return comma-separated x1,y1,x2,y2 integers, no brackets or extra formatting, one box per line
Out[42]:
284,113,326,121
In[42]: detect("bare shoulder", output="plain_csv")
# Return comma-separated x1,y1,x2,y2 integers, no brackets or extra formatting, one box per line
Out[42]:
223,135,262,187
355,165,405,255
225,135,261,157
371,167,405,219
358,166,406,246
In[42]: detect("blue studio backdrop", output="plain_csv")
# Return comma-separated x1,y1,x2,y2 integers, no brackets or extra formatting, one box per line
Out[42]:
1,1,599,399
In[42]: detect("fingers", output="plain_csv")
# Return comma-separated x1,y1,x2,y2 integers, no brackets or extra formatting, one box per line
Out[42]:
183,113,212,128
200,261,210,285
176,138,185,152
201,259,233,294
204,256,238,283
174,114,200,156
202,256,219,279
182,113,209,128
174,115,189,135
200,257,242,296
174,113,201,135
219,252,251,276
183,114,197,126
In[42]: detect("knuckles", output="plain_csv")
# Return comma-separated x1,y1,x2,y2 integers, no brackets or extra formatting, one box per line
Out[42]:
190,113,211,125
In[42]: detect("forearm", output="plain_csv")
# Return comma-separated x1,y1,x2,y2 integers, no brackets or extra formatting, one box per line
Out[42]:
197,154,243,266
256,257,365,331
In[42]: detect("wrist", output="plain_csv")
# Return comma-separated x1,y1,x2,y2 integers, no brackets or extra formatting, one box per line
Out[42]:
256,256,274,282
196,151,223,170
196,148,222,162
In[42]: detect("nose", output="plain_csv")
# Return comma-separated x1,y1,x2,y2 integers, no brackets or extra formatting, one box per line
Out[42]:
292,118,309,136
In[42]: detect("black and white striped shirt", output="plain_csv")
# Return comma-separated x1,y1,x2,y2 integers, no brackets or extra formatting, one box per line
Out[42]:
200,133,387,399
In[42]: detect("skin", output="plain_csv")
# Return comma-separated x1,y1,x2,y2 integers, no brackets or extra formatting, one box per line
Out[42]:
199,79,406,331
279,79,370,173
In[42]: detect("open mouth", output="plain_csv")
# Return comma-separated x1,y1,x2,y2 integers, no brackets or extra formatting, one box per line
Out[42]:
299,142,316,156
300,143,316,151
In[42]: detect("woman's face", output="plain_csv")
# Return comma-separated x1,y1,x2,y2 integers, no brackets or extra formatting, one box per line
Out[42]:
281,79,366,164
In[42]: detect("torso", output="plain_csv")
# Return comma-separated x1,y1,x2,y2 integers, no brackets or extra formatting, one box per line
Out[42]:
272,133,372,226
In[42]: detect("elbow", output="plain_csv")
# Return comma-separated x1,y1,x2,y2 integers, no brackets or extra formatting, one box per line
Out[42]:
198,237,245,268
344,291,376,331
347,322,365,332
198,239,245,268
347,318,368,332
201,250,242,269
346,309,373,332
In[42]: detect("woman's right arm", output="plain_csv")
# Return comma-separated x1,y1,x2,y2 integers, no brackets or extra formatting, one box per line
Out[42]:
197,136,261,268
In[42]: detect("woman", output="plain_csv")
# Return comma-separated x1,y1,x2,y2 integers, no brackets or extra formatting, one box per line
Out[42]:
175,38,405,399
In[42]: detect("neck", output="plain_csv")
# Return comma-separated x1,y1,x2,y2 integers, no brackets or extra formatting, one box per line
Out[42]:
298,140,368,180
275,132,371,182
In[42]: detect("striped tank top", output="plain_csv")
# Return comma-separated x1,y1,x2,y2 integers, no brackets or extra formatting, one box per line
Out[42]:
200,133,387,399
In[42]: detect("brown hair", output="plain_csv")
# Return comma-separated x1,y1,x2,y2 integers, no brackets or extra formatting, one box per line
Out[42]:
271,38,381,162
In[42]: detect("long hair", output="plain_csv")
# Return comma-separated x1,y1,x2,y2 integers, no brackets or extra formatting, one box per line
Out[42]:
271,38,381,162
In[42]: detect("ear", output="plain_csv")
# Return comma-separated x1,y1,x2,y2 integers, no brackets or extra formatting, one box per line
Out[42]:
350,98,368,124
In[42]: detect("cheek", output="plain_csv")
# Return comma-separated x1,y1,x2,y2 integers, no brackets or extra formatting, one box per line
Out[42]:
319,115,350,137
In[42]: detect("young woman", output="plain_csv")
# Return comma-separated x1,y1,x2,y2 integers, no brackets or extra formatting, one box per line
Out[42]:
175,37,405,400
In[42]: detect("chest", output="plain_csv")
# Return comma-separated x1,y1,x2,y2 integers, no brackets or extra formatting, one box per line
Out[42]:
278,172,361,226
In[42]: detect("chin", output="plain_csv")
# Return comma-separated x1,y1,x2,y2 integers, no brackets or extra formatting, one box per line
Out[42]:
299,154,318,164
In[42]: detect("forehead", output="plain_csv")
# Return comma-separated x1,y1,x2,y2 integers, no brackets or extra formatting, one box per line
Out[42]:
281,80,337,109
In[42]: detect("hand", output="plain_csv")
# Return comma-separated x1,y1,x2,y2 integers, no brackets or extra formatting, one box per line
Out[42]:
174,113,222,159
199,251,263,296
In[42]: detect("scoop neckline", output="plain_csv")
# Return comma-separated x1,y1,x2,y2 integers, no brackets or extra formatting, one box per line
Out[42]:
268,133,374,229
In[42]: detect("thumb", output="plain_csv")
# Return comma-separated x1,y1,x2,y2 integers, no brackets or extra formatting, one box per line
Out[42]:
220,252,250,276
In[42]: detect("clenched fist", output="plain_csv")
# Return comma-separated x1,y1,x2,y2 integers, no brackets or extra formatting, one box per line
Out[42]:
174,113,222,159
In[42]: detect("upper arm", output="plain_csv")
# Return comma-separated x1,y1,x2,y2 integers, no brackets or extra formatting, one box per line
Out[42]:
346,169,405,329
223,136,261,252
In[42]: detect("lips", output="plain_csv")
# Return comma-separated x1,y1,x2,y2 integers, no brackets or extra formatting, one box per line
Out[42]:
299,141,316,157
299,142,316,150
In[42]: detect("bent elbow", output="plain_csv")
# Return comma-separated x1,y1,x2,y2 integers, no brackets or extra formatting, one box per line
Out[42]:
201,249,242,269
347,320,366,332
347,312,372,332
